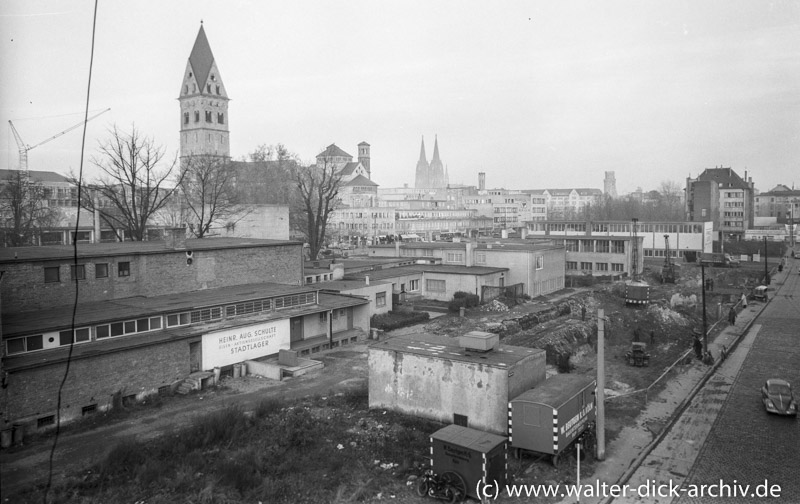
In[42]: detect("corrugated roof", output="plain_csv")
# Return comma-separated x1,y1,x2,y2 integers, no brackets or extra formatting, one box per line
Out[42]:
430,424,506,453
512,374,596,409
3,283,368,337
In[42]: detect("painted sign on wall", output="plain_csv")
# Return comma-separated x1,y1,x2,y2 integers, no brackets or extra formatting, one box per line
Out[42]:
202,319,290,369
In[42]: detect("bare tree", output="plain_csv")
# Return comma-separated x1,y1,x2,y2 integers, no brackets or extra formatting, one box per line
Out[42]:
76,125,184,241
0,170,59,246
658,180,684,220
292,154,343,260
232,143,300,205
179,155,246,238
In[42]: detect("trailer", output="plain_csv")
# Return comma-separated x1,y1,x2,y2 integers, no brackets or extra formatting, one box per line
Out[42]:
699,252,739,268
427,424,508,502
508,374,596,466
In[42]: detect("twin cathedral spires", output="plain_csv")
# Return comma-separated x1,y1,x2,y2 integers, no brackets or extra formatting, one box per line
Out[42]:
415,135,448,189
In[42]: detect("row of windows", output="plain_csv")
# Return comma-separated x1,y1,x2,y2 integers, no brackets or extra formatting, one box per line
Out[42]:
6,293,319,356
566,262,624,272
534,223,705,234
563,239,626,254
184,111,225,125
45,262,129,283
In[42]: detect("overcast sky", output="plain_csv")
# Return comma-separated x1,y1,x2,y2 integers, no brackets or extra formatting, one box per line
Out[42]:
2,0,799,194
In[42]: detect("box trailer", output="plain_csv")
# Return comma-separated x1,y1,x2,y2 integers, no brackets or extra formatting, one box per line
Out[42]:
508,374,596,465
429,424,507,501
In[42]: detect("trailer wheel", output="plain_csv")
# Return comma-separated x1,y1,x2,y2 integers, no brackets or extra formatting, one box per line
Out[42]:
513,447,522,459
415,479,429,497
552,453,565,469
441,471,467,503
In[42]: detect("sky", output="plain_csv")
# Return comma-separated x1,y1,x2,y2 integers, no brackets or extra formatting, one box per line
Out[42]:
2,0,799,195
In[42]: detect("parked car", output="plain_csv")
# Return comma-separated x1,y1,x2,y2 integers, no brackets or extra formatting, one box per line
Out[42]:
761,379,798,416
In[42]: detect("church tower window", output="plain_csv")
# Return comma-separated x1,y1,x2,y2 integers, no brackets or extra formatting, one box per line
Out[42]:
205,111,212,123
217,113,224,124
183,112,189,125
194,111,200,123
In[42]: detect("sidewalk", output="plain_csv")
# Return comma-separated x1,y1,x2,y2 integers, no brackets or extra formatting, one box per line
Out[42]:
557,260,789,504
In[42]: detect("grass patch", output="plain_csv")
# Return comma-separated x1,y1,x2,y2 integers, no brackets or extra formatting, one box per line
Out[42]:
23,388,442,504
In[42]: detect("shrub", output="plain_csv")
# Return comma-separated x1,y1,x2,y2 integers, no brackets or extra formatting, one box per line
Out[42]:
448,297,467,312
178,405,249,451
370,310,429,331
254,397,284,419
448,292,479,312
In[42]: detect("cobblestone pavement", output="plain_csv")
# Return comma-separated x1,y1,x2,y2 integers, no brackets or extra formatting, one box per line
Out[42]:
675,259,800,504
608,256,800,504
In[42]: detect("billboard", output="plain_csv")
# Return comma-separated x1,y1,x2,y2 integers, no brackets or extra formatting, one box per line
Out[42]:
202,319,290,369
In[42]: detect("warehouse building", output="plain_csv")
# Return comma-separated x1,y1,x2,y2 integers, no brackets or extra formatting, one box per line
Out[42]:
0,233,369,431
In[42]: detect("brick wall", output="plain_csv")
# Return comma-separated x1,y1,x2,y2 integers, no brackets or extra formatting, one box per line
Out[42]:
1,338,190,429
1,243,303,312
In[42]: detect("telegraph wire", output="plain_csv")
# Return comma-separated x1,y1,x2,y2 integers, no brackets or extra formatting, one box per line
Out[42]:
44,1,98,501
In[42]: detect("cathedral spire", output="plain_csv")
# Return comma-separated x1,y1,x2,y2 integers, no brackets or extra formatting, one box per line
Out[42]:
415,136,429,189
428,135,445,189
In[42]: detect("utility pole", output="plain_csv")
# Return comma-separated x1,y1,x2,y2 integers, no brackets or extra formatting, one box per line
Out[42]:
701,264,708,355
596,309,605,461
764,236,769,284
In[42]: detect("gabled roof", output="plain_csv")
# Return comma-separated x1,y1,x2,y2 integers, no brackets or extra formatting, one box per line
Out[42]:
344,174,378,187
338,162,361,176
696,167,749,190
189,24,215,90
317,144,352,159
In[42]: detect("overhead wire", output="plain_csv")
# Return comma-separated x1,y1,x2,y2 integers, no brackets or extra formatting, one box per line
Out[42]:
43,1,99,502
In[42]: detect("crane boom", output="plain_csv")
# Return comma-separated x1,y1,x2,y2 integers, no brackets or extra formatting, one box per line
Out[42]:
8,107,111,172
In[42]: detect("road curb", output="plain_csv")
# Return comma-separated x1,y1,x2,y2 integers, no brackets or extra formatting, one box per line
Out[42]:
601,292,775,504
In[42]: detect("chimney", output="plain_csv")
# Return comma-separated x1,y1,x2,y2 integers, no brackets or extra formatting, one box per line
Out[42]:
365,275,370,286
395,241,400,257
465,242,473,267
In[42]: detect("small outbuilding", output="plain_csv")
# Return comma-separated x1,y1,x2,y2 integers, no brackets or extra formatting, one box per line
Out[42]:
369,332,546,435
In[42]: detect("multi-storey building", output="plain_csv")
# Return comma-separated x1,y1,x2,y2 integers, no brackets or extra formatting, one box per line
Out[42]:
523,188,603,220
754,185,800,223
686,167,755,239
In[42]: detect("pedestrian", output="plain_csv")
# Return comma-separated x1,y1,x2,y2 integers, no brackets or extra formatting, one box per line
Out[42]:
741,292,747,308
728,306,736,325
693,336,703,360
581,304,586,321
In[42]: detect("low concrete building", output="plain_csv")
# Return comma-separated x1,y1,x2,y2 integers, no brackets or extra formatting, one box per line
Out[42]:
368,332,546,435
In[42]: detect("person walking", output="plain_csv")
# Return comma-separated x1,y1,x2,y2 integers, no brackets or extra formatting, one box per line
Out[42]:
728,306,736,325
694,335,703,360
741,292,747,308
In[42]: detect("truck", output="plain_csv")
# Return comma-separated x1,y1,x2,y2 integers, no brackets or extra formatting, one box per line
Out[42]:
699,252,740,268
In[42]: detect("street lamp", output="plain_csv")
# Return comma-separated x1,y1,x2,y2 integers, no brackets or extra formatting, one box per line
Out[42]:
701,263,708,355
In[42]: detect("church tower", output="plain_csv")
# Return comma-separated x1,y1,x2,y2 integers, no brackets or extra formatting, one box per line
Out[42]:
604,171,617,198
179,23,230,160
415,136,429,188
429,135,445,189
358,141,371,179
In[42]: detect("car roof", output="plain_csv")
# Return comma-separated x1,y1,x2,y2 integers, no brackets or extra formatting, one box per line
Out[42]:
766,378,791,387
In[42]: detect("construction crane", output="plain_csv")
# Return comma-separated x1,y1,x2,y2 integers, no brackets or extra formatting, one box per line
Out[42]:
8,108,111,172
661,234,677,283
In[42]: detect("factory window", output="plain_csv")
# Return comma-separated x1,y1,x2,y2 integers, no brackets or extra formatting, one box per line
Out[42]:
376,291,386,307
445,252,464,263
565,240,579,252
226,299,271,318
190,307,223,323
71,265,86,281
59,328,90,346
611,263,624,272
44,266,60,283
595,240,610,253
566,261,578,270
409,279,420,292
6,334,43,355
95,263,109,278
118,262,130,277
319,311,328,323
611,241,625,254
476,252,486,264
426,279,446,292
167,312,191,327
535,256,544,270
596,263,609,271
581,262,593,271
96,316,163,339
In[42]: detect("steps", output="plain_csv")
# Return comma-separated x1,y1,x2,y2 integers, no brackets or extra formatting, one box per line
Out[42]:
176,376,201,395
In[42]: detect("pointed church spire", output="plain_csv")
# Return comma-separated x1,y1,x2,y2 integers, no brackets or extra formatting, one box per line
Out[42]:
189,24,216,94
432,135,441,163
428,135,445,189
415,136,429,189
